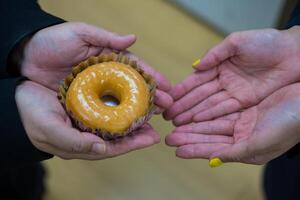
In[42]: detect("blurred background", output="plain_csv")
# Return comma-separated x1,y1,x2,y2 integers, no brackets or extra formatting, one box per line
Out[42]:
39,0,296,200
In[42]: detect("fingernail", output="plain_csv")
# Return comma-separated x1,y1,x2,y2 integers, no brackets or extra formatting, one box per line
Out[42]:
192,59,201,69
209,158,223,168
92,143,106,154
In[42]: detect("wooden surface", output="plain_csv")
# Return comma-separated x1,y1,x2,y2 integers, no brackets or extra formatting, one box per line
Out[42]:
39,0,263,200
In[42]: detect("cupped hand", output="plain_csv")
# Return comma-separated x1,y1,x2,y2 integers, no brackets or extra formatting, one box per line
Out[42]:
21,22,173,110
164,26,300,125
15,81,160,160
166,83,300,165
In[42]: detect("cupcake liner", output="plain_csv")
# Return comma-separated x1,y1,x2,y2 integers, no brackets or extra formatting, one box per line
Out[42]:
58,53,156,140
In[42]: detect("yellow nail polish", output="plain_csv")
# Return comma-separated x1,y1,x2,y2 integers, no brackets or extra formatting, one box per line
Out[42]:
209,158,223,168
192,59,201,69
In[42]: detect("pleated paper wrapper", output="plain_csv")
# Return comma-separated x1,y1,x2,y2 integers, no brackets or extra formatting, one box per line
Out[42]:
58,53,156,140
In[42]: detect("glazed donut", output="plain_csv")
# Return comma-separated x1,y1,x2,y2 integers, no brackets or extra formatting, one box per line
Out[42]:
58,53,156,140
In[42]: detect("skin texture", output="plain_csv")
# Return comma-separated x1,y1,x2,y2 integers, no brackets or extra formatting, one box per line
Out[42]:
166,83,300,164
165,26,300,164
16,22,170,160
16,81,160,160
164,26,300,126
21,22,173,110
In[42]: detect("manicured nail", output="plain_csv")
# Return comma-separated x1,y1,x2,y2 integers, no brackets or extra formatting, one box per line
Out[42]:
192,59,201,69
209,158,223,168
92,143,106,154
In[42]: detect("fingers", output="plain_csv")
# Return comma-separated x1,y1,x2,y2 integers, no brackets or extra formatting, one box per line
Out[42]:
164,79,221,120
166,113,244,161
175,141,253,164
43,120,105,154
172,91,230,126
169,69,217,100
193,33,238,70
166,112,262,164
42,123,159,160
75,23,137,50
123,52,172,92
166,115,238,146
103,124,160,158
155,90,173,110
193,98,243,122
175,143,231,159
166,133,233,147
173,118,236,136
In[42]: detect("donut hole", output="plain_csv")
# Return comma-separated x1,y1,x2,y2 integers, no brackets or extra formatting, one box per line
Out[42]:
100,93,120,107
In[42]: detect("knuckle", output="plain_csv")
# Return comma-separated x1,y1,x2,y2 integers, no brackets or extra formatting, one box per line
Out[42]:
71,140,86,153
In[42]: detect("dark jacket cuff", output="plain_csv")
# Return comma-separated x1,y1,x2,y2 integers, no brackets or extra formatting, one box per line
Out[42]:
0,77,53,168
286,15,300,28
0,0,65,77
285,1,300,28
285,1,300,159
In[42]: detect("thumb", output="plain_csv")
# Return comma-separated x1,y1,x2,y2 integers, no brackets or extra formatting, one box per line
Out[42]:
46,120,106,154
76,23,136,50
192,34,238,71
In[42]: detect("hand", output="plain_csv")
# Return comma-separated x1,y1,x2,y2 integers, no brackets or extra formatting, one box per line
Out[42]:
21,22,173,110
164,26,300,125
15,81,160,160
166,83,300,165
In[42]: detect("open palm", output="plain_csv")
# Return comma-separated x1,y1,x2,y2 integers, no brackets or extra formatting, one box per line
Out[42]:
166,83,300,164
164,27,300,125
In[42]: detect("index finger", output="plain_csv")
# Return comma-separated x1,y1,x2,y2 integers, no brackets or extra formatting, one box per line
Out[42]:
169,68,217,100
193,34,238,70
123,51,172,92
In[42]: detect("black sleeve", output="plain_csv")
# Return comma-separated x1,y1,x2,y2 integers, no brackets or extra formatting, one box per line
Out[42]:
0,78,52,168
286,0,300,28
0,0,65,167
285,0,300,159
0,0,65,77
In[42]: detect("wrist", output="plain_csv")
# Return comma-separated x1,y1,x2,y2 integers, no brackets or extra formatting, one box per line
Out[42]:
7,34,33,76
